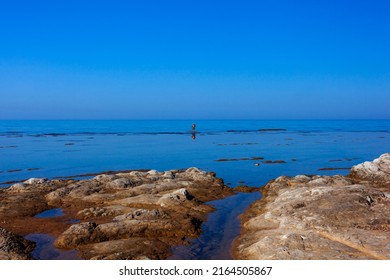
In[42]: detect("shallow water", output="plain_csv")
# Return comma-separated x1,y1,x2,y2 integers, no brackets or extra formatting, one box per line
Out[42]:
34,208,64,218
24,234,81,260
168,192,261,259
1,120,389,259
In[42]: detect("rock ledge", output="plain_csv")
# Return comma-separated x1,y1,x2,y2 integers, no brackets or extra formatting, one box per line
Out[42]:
234,153,390,260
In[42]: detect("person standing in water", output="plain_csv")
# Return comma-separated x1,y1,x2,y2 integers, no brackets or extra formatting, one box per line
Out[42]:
191,123,196,139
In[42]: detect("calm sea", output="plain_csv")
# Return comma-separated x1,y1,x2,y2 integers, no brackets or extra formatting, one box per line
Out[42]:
1,120,389,259
1,120,389,187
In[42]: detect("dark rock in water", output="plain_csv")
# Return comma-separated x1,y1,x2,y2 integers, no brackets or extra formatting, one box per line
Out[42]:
7,169,22,173
258,128,286,132
262,160,286,164
234,153,390,260
27,168,41,171
318,167,351,171
215,157,264,162
234,186,260,193
226,129,256,133
43,133,67,137
216,142,259,146
0,227,35,260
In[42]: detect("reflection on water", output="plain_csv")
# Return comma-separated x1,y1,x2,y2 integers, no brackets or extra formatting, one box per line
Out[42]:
168,191,261,260
25,234,81,260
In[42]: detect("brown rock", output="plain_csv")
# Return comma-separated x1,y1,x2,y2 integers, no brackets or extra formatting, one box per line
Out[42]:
54,222,98,248
234,185,260,193
0,227,35,260
81,238,171,260
0,167,233,260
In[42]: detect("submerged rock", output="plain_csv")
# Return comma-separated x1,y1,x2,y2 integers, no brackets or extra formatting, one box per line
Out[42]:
234,153,390,260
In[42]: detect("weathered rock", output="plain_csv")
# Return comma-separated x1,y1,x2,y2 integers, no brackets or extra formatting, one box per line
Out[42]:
162,171,175,179
24,178,47,184
109,178,134,188
81,238,171,260
157,188,192,207
186,167,203,173
45,187,72,206
350,153,390,187
55,222,98,248
93,174,116,183
0,227,35,260
7,183,27,192
234,154,390,260
76,206,129,219
0,168,233,260
56,216,201,250
112,209,168,222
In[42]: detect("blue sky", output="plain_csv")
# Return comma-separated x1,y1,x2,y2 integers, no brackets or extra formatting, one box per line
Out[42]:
0,0,389,119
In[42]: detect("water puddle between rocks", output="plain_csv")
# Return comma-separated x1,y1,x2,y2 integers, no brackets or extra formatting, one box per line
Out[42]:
168,191,261,260
26,192,260,260
34,208,64,218
28,208,81,259
25,234,81,260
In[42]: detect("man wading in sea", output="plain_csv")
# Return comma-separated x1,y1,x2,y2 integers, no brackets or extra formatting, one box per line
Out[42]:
191,123,196,140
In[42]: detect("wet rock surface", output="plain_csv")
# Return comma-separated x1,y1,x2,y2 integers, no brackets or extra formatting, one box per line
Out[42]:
0,168,233,260
234,153,390,260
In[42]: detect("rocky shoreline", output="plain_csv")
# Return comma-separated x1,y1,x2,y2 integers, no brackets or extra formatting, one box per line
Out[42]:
0,168,233,260
233,153,390,259
2,154,390,260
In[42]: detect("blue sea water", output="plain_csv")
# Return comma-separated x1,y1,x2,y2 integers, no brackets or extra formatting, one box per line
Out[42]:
1,120,389,259
1,120,389,187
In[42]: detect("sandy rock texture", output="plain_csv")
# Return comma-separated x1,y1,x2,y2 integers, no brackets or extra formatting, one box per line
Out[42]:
234,153,390,259
0,168,233,260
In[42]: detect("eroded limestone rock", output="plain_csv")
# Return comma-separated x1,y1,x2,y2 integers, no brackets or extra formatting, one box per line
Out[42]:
350,153,390,187
234,153,390,260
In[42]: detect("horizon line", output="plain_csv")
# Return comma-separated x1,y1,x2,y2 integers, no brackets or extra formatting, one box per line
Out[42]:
1,118,390,121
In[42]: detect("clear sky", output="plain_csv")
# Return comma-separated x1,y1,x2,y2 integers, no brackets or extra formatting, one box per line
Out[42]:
0,0,389,120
